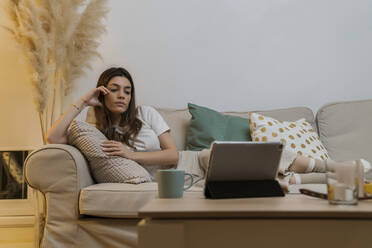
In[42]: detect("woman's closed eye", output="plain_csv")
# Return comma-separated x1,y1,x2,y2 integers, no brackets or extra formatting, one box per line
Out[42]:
109,88,130,95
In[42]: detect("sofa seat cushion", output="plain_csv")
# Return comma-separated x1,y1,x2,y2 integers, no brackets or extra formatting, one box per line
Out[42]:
79,182,204,218
79,182,327,218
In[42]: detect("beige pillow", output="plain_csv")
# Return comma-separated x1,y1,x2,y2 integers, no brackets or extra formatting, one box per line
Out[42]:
67,121,151,184
250,113,329,160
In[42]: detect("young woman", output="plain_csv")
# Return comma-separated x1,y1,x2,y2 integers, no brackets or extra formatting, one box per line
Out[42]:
46,67,179,171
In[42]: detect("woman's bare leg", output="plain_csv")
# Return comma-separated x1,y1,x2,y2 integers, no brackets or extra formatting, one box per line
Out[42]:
289,156,311,173
288,155,328,184
198,148,211,173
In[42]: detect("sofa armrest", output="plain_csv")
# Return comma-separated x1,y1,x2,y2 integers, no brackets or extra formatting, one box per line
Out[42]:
24,144,95,247
25,144,94,193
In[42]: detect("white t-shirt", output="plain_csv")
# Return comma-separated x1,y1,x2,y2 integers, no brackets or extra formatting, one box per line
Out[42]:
131,105,170,151
132,106,171,180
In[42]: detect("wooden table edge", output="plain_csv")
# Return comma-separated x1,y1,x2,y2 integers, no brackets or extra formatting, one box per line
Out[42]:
138,210,372,219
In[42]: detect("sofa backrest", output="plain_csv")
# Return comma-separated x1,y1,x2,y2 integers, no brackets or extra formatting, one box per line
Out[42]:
157,106,315,150
86,106,315,151
316,99,372,163
85,100,372,179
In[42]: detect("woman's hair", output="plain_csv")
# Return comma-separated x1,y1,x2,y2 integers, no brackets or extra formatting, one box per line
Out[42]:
94,67,142,149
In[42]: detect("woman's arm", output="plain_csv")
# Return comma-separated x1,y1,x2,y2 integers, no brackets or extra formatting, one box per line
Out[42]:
46,86,109,144
46,99,87,144
101,131,179,166
132,131,179,165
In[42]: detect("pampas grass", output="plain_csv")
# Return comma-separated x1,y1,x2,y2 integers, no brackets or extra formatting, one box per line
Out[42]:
4,0,109,143
64,0,108,95
5,0,52,113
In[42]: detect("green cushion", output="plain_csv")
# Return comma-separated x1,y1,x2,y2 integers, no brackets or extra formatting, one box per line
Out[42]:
186,103,251,151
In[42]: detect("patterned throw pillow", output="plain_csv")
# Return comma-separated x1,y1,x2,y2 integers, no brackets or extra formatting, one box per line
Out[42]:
67,121,152,184
249,113,329,160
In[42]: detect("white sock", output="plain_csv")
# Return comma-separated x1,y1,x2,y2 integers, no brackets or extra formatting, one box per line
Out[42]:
306,158,315,173
294,173,301,184
360,159,372,173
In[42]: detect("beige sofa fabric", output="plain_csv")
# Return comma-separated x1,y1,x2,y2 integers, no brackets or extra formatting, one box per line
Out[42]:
79,183,203,218
26,99,372,248
79,183,158,218
24,144,94,247
317,99,372,163
25,144,139,248
79,151,205,218
156,108,192,151
78,218,139,248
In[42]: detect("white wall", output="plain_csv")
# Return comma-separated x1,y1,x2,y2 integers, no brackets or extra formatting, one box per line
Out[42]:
0,3,43,148
73,0,372,117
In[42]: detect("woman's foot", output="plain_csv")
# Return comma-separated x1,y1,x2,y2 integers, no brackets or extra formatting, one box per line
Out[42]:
288,172,327,184
289,156,328,173
288,173,301,184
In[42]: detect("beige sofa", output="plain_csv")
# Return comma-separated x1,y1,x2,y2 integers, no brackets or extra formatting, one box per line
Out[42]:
24,99,372,248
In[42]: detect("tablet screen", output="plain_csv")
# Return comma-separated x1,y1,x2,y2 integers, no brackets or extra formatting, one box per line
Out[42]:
206,141,283,182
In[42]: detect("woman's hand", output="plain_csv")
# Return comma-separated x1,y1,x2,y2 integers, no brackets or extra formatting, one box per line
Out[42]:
101,140,134,159
81,86,110,107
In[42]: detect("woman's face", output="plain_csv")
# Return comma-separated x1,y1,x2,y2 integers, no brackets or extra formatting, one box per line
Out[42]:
104,76,132,114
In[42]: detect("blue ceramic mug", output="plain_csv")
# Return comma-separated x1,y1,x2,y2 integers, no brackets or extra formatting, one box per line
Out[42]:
157,169,194,198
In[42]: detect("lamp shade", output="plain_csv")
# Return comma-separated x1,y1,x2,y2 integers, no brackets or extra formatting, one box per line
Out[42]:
0,8,43,151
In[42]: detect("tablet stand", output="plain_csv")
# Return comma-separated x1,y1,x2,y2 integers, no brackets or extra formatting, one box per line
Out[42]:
204,180,285,199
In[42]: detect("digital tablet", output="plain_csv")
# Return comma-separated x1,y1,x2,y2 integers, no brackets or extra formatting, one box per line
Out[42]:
205,141,284,182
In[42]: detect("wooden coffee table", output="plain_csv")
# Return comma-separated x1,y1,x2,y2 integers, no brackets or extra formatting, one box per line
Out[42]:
138,192,372,248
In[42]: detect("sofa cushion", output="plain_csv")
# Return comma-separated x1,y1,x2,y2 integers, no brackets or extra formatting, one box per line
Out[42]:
78,181,322,218
68,120,152,184
186,103,252,151
317,99,372,163
79,182,203,218
250,113,329,160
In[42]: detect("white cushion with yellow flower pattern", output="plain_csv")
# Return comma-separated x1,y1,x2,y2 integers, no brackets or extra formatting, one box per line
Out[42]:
249,112,329,160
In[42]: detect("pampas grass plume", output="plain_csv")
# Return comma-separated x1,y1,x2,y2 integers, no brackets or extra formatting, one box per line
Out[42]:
4,0,109,142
